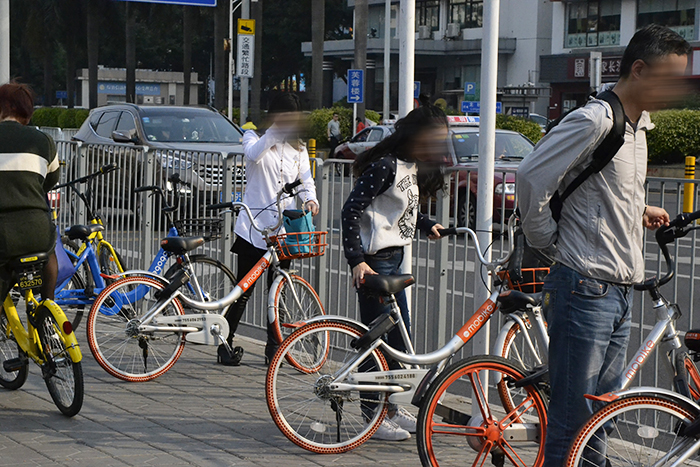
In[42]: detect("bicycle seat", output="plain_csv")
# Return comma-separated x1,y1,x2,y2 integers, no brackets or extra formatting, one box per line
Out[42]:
160,236,205,254
9,252,51,271
497,290,541,314
362,274,415,295
65,224,105,240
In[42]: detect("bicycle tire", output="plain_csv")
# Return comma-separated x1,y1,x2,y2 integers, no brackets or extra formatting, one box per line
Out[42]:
0,310,28,390
86,276,186,382
416,355,548,467
99,244,127,280
566,395,700,467
35,306,84,417
496,318,549,414
675,351,700,401
271,274,325,369
266,321,390,454
164,255,236,307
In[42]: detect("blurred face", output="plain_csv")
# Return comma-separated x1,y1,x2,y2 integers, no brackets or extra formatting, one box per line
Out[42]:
333,114,339,121
632,54,689,111
273,111,303,131
411,125,449,163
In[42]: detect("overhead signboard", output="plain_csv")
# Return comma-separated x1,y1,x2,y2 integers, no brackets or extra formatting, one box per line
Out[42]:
461,101,502,114
237,19,256,78
347,69,364,104
114,0,217,6
510,107,529,118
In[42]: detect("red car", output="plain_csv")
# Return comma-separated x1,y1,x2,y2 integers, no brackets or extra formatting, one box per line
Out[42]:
446,119,535,227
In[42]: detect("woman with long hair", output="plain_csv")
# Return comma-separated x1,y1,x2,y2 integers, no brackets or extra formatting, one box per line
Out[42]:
341,101,449,441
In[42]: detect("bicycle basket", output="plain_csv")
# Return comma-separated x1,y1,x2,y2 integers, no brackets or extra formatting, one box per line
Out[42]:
272,231,327,260
498,267,550,294
173,218,223,242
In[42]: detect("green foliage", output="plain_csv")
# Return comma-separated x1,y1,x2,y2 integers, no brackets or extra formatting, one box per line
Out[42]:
31,107,88,129
433,98,447,111
365,110,381,124
495,115,543,143
647,109,700,164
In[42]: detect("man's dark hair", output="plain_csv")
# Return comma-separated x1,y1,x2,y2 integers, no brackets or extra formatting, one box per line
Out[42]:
268,92,301,114
333,112,339,117
620,24,691,78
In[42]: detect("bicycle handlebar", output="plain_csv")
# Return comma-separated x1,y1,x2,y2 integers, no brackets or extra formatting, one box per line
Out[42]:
54,163,119,189
634,209,700,292
206,178,304,236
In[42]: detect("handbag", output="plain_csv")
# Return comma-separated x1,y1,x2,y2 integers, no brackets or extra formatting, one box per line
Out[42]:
282,209,315,255
54,226,75,289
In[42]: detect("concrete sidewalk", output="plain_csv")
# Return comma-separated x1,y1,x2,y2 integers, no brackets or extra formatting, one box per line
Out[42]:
0,329,422,467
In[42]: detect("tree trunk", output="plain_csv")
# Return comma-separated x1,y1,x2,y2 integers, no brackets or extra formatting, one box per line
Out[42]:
250,0,262,122
86,0,99,109
183,6,193,106
310,0,325,109
65,26,76,108
213,1,227,111
43,43,54,107
354,0,368,120
125,3,136,103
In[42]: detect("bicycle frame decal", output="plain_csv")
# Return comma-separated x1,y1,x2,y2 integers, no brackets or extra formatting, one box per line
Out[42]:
457,294,498,343
624,339,656,382
240,256,270,292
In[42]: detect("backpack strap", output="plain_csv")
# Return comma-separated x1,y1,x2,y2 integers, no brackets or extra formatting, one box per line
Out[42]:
550,90,626,222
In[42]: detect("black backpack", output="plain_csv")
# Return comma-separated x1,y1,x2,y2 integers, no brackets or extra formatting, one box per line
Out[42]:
547,90,626,222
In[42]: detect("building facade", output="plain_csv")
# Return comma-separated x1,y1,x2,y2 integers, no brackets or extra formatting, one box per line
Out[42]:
76,68,202,108
302,0,554,116
542,0,700,119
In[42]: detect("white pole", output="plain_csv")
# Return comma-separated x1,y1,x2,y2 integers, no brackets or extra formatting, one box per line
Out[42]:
228,0,234,121
0,0,9,85
398,0,415,118
353,103,358,136
383,0,391,121
590,51,602,93
240,0,250,125
473,0,500,360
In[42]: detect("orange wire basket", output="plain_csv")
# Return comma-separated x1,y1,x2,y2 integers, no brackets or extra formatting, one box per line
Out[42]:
271,231,328,260
498,267,550,294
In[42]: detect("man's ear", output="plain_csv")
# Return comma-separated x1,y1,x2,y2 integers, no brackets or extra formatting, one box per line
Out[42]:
630,59,646,80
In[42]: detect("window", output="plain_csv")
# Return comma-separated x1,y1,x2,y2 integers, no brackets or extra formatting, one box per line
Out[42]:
353,129,371,143
638,0,695,40
566,1,621,48
95,111,120,138
450,0,483,29
368,128,384,142
417,0,440,32
115,112,137,134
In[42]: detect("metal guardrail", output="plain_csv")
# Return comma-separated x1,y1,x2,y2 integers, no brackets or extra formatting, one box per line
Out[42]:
49,142,700,391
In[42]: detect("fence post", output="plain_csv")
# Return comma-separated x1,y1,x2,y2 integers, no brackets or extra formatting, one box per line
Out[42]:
312,158,329,308
222,152,234,265
141,148,154,270
76,142,88,226
684,156,696,214
432,172,452,349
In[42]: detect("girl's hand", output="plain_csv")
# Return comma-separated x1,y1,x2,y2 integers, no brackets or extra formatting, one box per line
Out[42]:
643,205,670,230
428,223,445,240
352,262,376,289
305,200,319,216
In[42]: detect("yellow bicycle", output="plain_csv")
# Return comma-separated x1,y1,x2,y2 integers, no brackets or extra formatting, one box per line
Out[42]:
0,252,84,417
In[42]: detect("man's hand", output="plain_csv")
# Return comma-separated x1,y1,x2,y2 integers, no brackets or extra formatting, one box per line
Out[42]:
643,205,670,230
428,223,446,240
352,262,376,289
305,200,319,216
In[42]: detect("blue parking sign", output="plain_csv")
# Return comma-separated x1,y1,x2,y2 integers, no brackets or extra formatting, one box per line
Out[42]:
347,69,364,104
464,82,476,95
414,81,421,99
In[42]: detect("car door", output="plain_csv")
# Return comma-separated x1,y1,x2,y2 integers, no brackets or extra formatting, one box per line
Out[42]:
347,128,372,156
366,128,384,149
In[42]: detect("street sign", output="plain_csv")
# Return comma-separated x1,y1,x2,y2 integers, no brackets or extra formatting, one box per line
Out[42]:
114,0,217,6
55,90,68,100
237,19,255,78
464,82,476,95
347,69,364,104
414,81,420,99
238,19,255,35
461,101,502,114
510,107,529,118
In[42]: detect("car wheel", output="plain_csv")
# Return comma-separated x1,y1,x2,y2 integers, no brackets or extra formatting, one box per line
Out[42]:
458,194,476,229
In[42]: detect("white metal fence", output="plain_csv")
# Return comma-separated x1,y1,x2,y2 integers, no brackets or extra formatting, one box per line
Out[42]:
49,136,700,390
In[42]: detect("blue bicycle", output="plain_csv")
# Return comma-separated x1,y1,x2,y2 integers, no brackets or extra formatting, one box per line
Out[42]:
54,170,236,329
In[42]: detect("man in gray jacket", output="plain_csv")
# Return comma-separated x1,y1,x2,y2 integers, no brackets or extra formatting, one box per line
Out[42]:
517,24,690,467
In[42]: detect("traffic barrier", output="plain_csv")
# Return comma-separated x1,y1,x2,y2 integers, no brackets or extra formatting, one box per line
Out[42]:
684,156,696,213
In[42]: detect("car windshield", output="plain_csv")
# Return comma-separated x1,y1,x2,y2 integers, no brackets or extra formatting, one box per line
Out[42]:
452,131,534,163
140,109,243,143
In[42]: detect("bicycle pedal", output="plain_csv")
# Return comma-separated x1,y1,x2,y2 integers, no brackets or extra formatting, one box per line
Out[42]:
2,357,24,372
511,366,549,389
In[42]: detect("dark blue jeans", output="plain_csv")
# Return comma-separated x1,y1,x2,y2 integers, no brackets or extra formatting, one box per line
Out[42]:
357,246,411,419
542,264,632,467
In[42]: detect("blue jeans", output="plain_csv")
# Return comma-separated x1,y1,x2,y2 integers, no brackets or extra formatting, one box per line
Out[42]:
542,264,632,467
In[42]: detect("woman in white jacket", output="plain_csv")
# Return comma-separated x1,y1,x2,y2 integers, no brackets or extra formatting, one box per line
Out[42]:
220,93,319,366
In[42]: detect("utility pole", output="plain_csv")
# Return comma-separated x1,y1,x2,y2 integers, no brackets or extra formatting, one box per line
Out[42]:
228,0,236,120
382,0,391,121
398,0,415,117
473,0,501,361
354,0,368,122
0,0,9,84
311,0,325,109
240,0,250,125
125,3,136,103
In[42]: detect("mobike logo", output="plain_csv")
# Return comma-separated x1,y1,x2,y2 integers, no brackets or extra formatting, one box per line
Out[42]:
459,301,495,342
625,340,655,381
153,253,169,274
241,259,269,291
